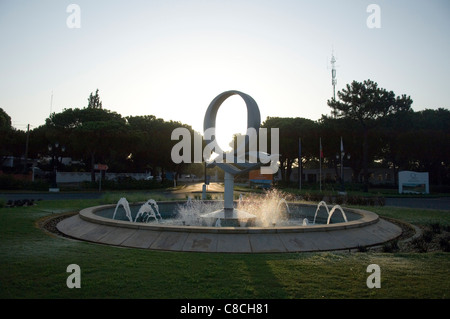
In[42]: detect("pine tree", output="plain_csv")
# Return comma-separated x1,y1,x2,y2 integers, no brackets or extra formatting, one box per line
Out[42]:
87,89,103,109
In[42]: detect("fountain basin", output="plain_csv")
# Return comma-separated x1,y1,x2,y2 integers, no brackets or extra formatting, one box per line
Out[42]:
56,201,402,253
86,201,369,230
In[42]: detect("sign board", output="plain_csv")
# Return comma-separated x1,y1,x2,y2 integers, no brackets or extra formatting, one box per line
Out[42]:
249,170,273,181
398,171,429,194
94,164,109,171
249,169,273,189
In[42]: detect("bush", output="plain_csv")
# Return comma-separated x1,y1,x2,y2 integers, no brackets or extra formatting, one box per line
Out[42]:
411,237,429,253
439,235,450,252
422,230,434,243
0,174,49,191
383,240,399,253
431,223,441,234
357,245,368,252
81,178,173,191
335,195,344,205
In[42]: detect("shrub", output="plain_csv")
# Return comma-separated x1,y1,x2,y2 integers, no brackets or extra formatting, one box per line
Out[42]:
422,230,434,243
431,223,441,234
411,237,428,253
335,195,344,205
382,240,399,253
81,179,173,190
0,175,49,191
357,245,368,252
439,235,450,252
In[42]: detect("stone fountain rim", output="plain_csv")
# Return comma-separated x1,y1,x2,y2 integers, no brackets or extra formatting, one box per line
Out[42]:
78,200,379,234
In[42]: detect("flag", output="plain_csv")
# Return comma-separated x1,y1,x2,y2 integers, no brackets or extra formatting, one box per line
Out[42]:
340,136,344,153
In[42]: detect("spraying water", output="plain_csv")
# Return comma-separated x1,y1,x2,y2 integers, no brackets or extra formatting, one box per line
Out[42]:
135,199,161,223
110,191,349,227
112,197,133,222
113,198,161,223
313,201,348,224
313,201,330,224
327,205,348,224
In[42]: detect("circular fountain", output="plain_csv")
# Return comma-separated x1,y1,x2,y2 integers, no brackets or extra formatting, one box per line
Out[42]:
56,91,402,253
56,194,401,253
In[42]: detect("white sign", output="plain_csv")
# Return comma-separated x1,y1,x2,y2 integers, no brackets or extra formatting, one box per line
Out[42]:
398,171,429,194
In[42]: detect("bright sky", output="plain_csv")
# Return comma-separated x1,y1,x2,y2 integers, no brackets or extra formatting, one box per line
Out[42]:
1,0,449,147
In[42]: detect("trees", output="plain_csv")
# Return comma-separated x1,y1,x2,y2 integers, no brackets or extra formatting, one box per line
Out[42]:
45,107,129,181
87,89,103,109
0,108,27,171
0,107,11,129
0,108,12,162
2,85,448,190
327,79,413,191
126,115,198,179
262,117,318,182
400,109,450,185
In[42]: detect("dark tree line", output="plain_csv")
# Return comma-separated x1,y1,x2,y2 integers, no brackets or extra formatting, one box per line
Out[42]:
0,91,196,182
262,80,449,189
1,82,449,189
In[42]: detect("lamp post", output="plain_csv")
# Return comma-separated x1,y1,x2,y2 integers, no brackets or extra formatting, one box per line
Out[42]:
48,142,65,192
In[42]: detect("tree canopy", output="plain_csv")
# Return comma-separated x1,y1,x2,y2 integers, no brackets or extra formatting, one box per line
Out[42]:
327,79,413,191
1,84,449,189
87,89,103,109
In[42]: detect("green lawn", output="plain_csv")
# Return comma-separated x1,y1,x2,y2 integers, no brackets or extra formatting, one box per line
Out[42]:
1,194,449,299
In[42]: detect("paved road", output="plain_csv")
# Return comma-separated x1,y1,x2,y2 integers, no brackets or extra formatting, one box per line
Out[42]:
171,182,224,193
384,197,450,210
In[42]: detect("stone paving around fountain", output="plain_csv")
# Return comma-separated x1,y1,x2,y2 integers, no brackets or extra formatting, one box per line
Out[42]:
57,206,402,253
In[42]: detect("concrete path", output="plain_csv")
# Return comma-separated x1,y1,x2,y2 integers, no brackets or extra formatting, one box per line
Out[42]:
57,214,402,253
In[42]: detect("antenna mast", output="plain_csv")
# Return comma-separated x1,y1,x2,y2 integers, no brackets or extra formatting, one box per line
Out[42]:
331,50,337,100
329,48,339,118
50,90,53,115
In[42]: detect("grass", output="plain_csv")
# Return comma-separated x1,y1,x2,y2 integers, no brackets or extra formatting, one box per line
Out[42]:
368,206,450,226
0,194,449,299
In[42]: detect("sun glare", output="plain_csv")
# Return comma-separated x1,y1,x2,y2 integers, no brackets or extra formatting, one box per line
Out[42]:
214,95,248,152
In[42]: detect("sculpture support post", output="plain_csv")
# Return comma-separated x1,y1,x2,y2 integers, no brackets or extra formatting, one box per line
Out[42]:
224,172,234,216
201,90,263,226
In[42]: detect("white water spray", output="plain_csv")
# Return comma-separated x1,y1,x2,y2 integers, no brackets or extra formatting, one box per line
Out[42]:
135,199,161,223
313,201,348,224
112,197,133,222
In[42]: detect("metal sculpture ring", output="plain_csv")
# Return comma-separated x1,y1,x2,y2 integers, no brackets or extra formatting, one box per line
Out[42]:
203,90,261,155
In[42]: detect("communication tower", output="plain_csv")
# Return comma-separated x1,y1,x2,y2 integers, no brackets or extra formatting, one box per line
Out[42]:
331,51,337,100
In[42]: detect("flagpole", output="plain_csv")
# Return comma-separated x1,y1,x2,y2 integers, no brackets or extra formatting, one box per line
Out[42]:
298,138,302,190
340,136,344,193
319,137,322,192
